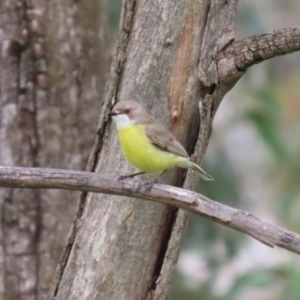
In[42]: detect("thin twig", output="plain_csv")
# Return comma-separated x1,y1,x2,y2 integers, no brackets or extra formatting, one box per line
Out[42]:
0,166,299,254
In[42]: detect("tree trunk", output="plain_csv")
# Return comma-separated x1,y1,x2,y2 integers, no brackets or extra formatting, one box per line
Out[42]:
49,1,239,299
0,0,109,299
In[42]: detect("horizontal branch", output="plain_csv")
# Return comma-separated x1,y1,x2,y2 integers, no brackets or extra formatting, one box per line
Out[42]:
0,166,300,254
224,26,300,70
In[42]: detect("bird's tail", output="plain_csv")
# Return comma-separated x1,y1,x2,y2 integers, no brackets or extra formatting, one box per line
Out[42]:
188,161,214,181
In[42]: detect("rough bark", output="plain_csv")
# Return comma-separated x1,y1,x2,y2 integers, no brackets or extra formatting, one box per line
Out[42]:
225,26,300,70
48,1,240,300
0,0,109,299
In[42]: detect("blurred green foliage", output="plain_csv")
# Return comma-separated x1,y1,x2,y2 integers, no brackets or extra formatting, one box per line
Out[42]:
108,0,122,33
247,87,287,161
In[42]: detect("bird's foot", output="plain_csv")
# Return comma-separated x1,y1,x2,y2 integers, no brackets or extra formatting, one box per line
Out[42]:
144,177,159,192
118,171,167,191
144,170,168,191
118,171,146,182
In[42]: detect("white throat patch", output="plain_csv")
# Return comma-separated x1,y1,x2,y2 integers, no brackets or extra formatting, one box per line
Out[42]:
112,114,133,128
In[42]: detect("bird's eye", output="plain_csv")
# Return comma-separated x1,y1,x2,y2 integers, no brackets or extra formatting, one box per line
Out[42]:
124,109,130,114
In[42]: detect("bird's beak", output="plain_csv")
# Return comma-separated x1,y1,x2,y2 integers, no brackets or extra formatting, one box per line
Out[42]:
107,110,118,117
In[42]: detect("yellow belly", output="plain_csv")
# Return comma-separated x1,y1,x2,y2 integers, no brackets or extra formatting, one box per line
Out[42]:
117,125,185,173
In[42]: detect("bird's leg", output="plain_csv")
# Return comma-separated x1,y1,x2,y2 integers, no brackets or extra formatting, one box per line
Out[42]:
118,171,146,181
144,171,167,192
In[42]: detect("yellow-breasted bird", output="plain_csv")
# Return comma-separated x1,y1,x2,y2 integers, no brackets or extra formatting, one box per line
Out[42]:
108,100,213,182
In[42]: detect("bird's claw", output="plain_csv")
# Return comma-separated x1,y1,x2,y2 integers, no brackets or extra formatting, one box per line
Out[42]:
118,175,127,182
144,178,159,192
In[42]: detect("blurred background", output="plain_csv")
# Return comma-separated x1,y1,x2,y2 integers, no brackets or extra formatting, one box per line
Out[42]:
108,1,300,299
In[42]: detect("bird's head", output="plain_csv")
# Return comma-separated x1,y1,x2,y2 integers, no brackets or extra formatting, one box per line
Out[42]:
107,100,148,128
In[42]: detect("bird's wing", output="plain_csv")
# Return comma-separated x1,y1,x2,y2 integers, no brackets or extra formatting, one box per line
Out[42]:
145,122,189,158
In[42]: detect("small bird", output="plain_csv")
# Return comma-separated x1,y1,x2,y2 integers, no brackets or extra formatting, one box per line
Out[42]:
108,100,214,182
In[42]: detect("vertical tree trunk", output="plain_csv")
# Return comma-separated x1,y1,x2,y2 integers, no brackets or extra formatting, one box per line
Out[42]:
0,0,109,299
49,1,238,299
